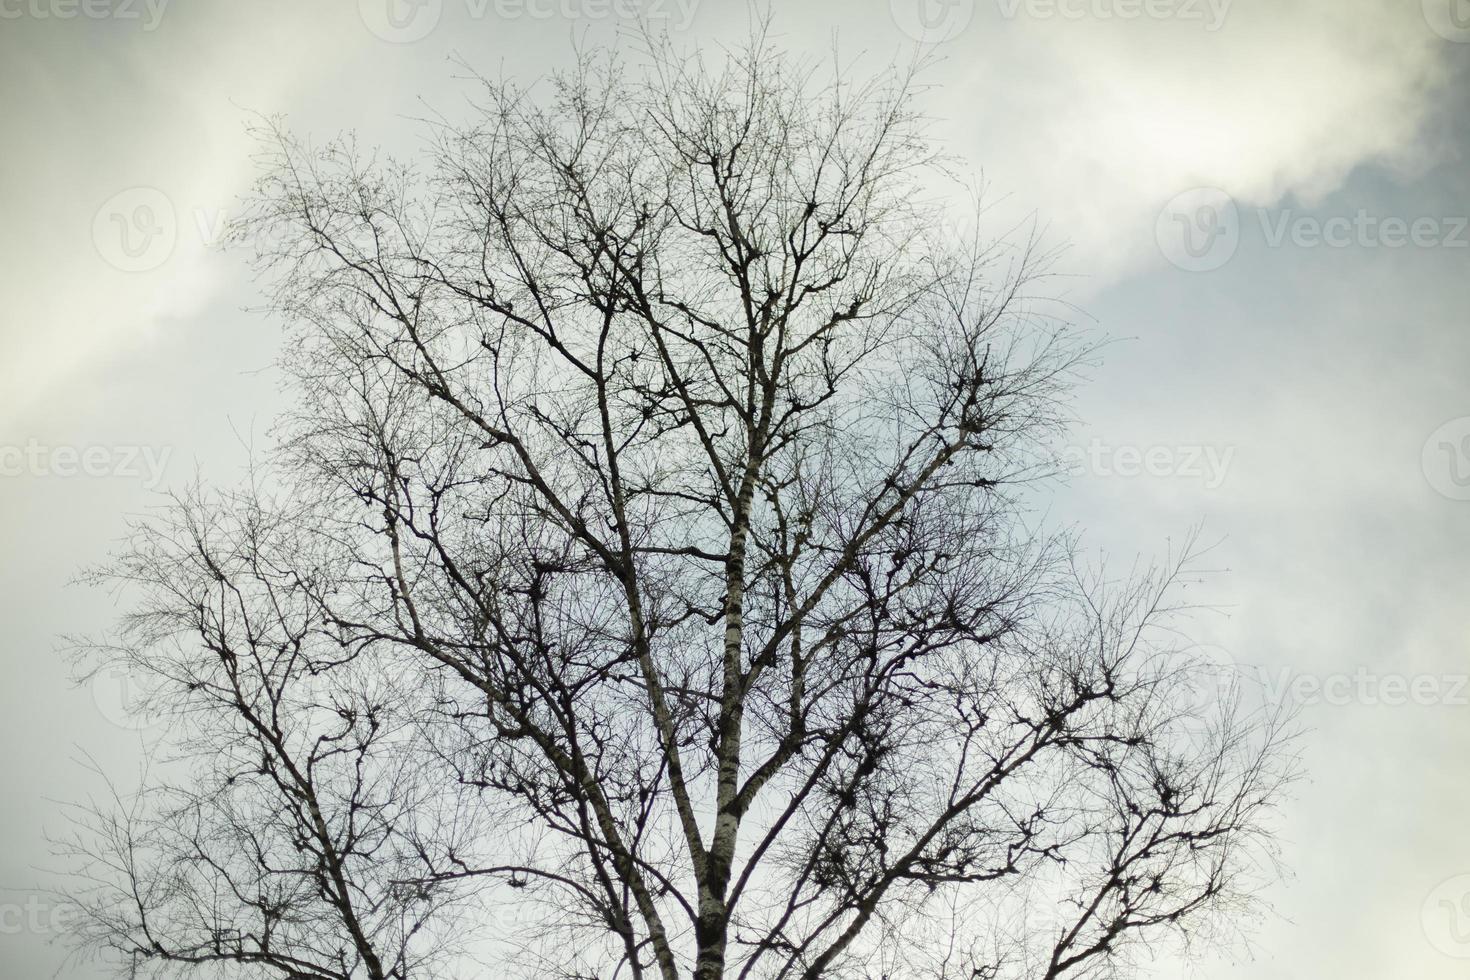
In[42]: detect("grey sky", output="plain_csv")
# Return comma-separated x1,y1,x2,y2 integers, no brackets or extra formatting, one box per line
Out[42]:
2,1,1467,977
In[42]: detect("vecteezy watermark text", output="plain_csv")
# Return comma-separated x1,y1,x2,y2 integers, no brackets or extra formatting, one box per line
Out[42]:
1157,187,1469,272
0,441,171,490
0,0,166,27
1256,666,1469,708
890,0,1226,44
0,895,76,936
359,0,700,43
995,0,1230,29
1256,210,1469,250
1061,439,1236,489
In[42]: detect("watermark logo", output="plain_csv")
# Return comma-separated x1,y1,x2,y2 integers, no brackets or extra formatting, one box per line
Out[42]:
90,664,170,731
0,441,172,489
1424,0,1470,43
360,0,442,42
0,0,168,29
1424,875,1470,958
994,0,1230,29
890,0,975,44
1177,644,1254,746
1422,417,1470,501
1156,187,1239,272
93,187,176,273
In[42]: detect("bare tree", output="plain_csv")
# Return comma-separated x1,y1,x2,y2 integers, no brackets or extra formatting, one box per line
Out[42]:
66,29,1293,980
63,487,491,980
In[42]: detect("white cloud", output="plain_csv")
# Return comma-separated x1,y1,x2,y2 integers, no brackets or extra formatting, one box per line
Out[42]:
0,5,348,425
936,0,1453,283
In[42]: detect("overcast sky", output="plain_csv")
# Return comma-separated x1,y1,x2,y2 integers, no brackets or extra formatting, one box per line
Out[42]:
2,1,1468,977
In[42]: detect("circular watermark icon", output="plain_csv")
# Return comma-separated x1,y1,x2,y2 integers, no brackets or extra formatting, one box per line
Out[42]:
889,0,975,44
1156,186,1239,272
1422,417,1470,501
90,664,169,731
92,187,176,273
1423,0,1470,42
360,0,443,42
1423,874,1470,958
1176,643,1249,747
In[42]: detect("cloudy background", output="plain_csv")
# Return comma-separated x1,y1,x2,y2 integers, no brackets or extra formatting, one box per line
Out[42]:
1,0,1467,976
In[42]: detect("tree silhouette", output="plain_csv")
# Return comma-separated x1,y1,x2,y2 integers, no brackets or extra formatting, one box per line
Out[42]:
64,30,1292,980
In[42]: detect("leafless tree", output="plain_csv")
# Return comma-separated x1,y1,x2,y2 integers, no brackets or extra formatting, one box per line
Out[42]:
65,29,1294,980
63,487,492,980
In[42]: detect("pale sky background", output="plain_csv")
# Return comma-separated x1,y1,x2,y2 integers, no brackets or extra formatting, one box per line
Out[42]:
2,1,1468,977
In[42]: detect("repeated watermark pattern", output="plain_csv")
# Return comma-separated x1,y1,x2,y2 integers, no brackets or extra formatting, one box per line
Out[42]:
0,0,167,28
92,188,278,273
1423,0,1470,43
90,664,170,731
1255,667,1469,708
1424,875,1470,958
1181,649,1466,748
891,0,1227,41
1256,210,1469,251
0,441,172,489
93,187,178,273
994,0,1230,29
1157,188,1468,272
1061,439,1236,489
359,0,700,43
1174,644,1247,746
1423,417,1470,501
1155,187,1240,272
0,894,77,937
1208,653,1469,711
889,0,976,43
